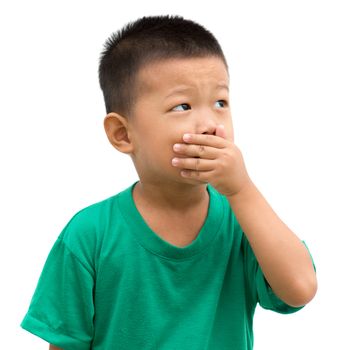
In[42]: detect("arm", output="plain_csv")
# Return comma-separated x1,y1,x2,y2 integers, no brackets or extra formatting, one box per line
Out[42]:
49,346,62,350
227,180,317,307
171,128,317,307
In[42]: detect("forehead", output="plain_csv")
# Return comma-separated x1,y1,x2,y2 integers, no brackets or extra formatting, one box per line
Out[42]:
136,57,229,97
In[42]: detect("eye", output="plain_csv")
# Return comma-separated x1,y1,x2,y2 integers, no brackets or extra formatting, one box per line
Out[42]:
215,100,227,108
170,100,228,112
171,103,191,112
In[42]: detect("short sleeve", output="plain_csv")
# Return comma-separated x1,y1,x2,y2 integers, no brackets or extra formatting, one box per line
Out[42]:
243,233,316,314
21,228,95,349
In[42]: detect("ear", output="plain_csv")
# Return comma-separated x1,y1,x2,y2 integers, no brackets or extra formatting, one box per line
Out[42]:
104,112,133,154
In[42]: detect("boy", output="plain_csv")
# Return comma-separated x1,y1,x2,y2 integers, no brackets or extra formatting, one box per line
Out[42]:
21,15,317,350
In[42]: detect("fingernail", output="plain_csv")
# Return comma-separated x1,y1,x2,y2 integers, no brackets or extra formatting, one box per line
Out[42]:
183,134,191,141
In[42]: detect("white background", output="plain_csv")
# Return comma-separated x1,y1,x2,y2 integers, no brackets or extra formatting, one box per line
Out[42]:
1,0,349,348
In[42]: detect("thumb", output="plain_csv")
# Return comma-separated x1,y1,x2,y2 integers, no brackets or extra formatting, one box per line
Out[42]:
215,124,227,139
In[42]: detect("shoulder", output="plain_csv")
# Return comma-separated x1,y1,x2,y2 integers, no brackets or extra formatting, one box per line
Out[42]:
59,186,131,253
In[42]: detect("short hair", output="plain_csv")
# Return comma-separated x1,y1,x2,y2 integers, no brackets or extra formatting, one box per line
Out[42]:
98,15,228,118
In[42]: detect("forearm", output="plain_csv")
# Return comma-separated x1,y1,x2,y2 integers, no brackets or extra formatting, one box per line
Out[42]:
227,180,317,307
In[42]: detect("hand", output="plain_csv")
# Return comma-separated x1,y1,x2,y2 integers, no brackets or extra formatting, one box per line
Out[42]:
172,124,252,197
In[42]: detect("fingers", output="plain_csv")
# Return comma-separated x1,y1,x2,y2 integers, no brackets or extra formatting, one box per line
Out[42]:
214,124,227,139
172,130,232,182
172,157,214,171
182,133,227,148
173,143,217,160
180,169,211,183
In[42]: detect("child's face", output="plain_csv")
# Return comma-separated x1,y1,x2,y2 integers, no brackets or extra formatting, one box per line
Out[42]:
128,56,233,186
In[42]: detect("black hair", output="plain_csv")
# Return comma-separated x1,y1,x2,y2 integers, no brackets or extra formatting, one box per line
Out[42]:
98,15,228,118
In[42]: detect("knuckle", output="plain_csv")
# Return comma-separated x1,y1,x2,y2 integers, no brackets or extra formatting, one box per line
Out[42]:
217,159,225,170
195,158,200,171
198,145,206,154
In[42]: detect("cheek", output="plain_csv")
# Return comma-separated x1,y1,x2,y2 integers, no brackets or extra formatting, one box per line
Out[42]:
150,134,179,162
229,128,234,143
224,122,234,142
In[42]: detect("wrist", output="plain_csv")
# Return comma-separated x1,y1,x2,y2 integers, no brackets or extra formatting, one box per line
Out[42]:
227,178,256,201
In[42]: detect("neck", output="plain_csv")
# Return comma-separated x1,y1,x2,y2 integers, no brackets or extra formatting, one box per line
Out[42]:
133,180,209,213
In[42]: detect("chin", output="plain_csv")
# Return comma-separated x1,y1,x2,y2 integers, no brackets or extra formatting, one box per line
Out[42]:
177,175,208,186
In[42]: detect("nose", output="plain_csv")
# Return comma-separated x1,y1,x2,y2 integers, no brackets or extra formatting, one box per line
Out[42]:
195,113,218,135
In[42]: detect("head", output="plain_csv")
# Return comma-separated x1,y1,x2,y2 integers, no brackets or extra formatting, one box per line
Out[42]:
99,15,233,187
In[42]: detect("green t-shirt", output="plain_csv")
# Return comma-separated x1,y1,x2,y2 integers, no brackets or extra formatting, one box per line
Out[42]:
21,181,314,349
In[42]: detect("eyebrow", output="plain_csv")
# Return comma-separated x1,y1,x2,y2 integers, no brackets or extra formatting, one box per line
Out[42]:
164,83,229,99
